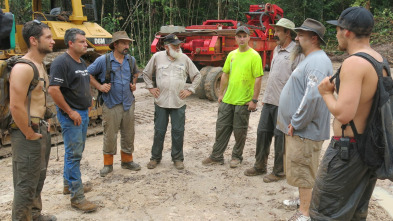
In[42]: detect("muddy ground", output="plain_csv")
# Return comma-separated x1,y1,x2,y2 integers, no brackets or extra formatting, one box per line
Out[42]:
1,61,393,220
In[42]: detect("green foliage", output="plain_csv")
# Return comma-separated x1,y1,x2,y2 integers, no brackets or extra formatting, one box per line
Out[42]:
371,8,393,44
9,0,32,24
102,12,122,34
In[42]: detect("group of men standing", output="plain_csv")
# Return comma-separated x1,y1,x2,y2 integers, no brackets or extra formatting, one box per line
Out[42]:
8,6,387,221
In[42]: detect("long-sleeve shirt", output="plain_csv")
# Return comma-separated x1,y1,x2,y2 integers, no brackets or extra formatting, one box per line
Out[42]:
262,41,304,106
143,51,201,109
276,50,333,141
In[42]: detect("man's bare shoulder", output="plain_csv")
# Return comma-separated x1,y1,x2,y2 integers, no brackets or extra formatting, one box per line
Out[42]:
10,63,34,84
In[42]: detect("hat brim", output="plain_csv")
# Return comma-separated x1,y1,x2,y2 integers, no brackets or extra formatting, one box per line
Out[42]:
109,37,134,49
293,26,326,45
270,24,297,34
165,39,183,45
326,20,339,26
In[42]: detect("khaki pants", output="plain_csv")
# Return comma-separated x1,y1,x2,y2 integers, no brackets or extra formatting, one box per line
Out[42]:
102,103,135,155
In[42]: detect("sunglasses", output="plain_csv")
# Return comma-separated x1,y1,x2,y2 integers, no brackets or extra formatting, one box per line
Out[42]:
33,19,42,25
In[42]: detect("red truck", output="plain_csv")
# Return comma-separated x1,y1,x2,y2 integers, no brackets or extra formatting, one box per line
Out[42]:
151,3,283,101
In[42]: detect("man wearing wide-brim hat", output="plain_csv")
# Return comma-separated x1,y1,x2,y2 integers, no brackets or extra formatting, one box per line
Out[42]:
88,31,141,177
244,18,304,184
276,18,333,221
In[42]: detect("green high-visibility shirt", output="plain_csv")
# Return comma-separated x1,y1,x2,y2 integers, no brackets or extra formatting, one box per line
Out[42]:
222,48,263,105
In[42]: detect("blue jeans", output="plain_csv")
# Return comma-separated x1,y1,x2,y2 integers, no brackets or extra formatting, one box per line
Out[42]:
151,104,186,162
57,107,89,203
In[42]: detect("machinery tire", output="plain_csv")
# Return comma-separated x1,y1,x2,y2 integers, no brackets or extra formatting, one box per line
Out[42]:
195,66,212,99
204,67,223,101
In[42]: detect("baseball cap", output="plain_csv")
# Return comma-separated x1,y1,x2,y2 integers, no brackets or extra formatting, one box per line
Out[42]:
294,18,326,45
163,33,182,45
326,7,374,36
236,26,250,35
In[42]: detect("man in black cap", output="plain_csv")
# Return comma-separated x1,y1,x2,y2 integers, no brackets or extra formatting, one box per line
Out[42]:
276,18,332,221
143,33,201,170
88,31,141,177
310,7,387,220
202,26,263,168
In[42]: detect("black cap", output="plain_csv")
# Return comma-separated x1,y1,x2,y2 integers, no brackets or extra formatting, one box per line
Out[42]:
326,7,374,36
163,33,182,45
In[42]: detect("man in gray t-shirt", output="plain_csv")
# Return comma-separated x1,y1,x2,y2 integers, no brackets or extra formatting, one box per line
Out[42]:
244,18,304,183
276,19,332,221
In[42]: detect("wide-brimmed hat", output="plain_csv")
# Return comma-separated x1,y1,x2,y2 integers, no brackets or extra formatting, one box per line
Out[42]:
326,7,374,36
163,33,183,45
270,18,296,34
294,18,326,45
109,31,134,50
236,26,250,35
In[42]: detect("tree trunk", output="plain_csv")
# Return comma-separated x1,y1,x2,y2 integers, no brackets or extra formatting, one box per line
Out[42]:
217,0,221,20
100,0,105,26
170,0,173,25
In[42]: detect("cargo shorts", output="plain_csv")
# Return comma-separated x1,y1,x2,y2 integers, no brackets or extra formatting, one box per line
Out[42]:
285,135,323,188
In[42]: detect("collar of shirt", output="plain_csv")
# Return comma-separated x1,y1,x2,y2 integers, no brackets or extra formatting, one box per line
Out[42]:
277,41,296,53
110,51,130,64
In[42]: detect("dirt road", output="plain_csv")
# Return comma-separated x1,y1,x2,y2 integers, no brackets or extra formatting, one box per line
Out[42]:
0,71,392,220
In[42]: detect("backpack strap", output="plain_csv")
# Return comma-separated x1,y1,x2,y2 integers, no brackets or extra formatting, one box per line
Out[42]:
346,52,385,137
128,55,135,84
104,53,115,83
15,58,40,127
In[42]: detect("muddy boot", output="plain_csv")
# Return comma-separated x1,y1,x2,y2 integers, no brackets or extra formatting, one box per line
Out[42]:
100,165,113,177
121,151,141,171
174,161,184,170
100,154,114,177
33,214,57,221
244,167,267,176
63,183,93,194
71,199,98,213
147,160,160,169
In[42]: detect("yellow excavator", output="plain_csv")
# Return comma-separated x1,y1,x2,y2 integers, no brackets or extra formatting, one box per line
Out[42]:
0,0,112,147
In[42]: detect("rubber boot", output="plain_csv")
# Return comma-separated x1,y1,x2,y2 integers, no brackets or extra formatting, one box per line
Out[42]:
100,154,113,177
121,151,141,171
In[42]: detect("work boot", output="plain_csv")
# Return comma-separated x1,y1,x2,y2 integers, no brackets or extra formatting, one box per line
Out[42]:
229,159,241,168
263,173,285,183
71,199,98,213
33,214,57,221
147,160,159,169
121,161,141,171
244,167,267,176
202,157,224,166
63,184,93,195
174,161,184,170
100,165,113,177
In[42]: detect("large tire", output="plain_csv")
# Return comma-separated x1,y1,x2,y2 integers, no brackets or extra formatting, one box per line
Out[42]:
195,66,212,99
204,67,223,101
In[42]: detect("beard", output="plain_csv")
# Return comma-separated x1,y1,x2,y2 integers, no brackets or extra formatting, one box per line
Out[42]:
290,42,303,62
168,46,182,59
37,44,52,55
121,49,130,55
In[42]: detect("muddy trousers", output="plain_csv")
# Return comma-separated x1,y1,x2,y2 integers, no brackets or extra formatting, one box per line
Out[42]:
57,107,89,203
254,103,284,175
310,138,377,221
210,102,250,161
102,103,135,155
11,124,51,221
150,104,186,162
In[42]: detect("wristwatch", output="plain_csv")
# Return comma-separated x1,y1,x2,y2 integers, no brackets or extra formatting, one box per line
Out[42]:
252,99,258,104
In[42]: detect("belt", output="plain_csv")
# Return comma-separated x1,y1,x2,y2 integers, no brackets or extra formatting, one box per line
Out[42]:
332,136,356,143
10,117,46,130
330,137,356,149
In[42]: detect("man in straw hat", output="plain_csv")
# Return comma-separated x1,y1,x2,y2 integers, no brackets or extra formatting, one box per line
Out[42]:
244,18,304,183
88,31,141,177
276,18,333,221
143,33,201,170
310,7,387,220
